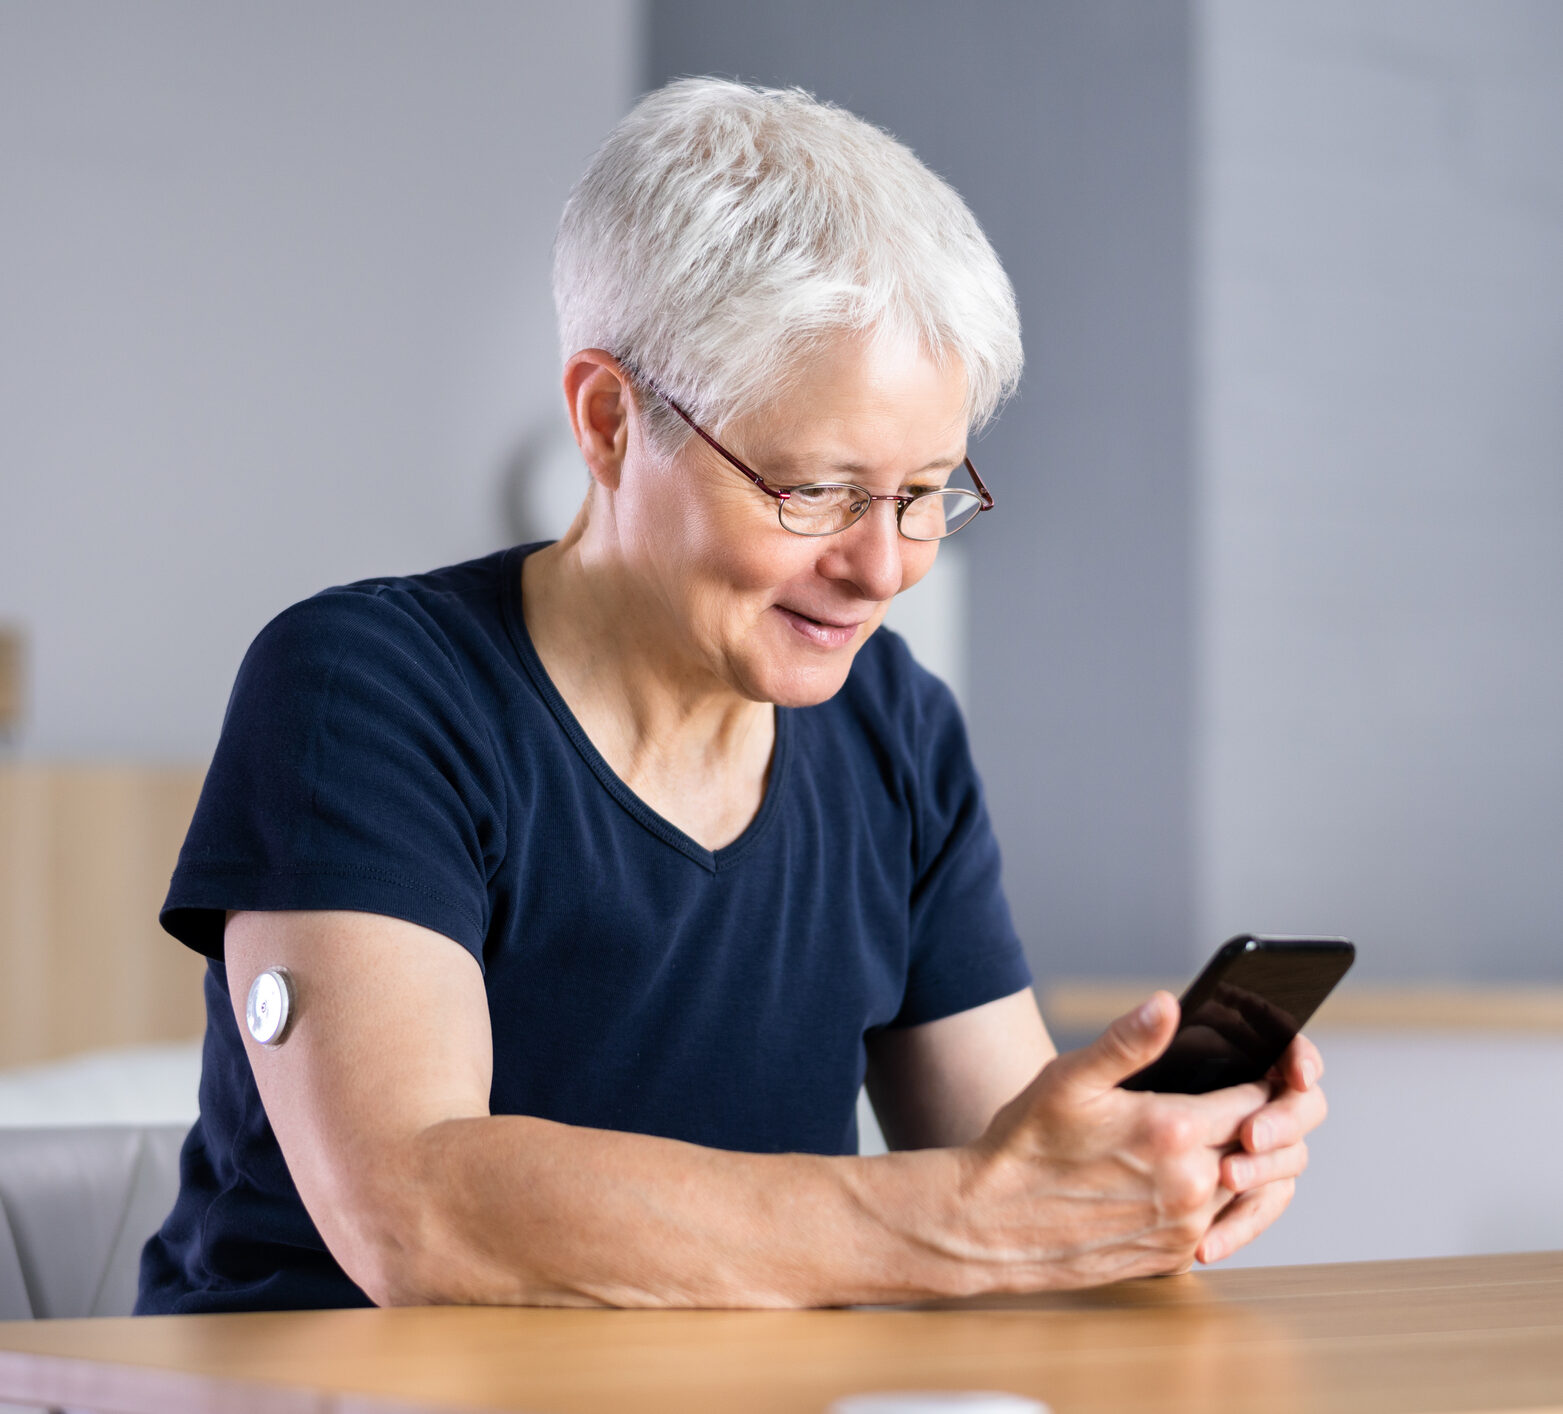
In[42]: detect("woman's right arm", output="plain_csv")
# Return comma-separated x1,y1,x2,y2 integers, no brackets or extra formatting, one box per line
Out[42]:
225,909,1309,1307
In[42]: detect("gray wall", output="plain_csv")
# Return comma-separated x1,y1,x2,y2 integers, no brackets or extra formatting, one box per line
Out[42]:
649,0,1200,983
0,0,638,758
5,2,1558,984
1196,0,1563,981
650,0,1563,985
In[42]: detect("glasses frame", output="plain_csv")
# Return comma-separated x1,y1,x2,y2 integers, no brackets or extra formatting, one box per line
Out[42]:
632,371,996,541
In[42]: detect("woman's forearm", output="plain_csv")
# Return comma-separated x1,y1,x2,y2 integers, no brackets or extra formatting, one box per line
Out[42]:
367,1114,976,1309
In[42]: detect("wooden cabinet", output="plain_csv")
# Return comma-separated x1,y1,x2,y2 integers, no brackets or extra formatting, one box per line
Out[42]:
0,765,208,1068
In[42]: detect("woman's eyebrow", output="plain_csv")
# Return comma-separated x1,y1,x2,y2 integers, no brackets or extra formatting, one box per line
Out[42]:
766,451,967,477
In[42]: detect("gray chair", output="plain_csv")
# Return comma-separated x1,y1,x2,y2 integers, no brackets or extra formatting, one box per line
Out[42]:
0,1125,187,1321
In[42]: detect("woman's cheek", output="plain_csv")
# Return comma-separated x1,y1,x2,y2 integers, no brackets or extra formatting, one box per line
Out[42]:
895,542,941,596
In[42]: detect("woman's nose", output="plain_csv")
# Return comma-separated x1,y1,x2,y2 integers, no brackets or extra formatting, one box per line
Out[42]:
819,498,907,602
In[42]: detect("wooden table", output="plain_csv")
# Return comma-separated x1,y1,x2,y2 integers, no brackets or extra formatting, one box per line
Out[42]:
0,1252,1559,1414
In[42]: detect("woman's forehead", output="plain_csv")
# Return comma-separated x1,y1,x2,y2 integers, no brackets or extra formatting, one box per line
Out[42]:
726,338,969,467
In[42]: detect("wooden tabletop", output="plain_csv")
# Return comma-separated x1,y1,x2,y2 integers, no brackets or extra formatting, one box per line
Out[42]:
0,1252,1559,1414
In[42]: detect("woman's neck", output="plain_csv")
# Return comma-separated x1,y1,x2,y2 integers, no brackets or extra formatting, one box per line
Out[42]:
520,532,775,850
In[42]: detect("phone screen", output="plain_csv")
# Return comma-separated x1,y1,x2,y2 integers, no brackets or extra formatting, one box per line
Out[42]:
1119,936,1355,1094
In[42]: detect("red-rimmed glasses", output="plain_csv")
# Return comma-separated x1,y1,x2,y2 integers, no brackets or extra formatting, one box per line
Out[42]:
632,371,996,542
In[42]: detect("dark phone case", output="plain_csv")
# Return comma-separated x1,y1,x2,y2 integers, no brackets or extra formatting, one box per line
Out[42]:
1119,935,1355,1094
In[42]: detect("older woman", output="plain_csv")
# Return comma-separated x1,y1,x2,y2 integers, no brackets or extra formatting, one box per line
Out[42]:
138,79,1325,1314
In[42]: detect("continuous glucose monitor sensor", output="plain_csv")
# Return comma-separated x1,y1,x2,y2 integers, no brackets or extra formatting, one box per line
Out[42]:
246,967,295,1046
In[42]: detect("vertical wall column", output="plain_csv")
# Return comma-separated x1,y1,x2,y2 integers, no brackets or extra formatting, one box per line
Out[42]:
1196,0,1563,980
648,0,1199,980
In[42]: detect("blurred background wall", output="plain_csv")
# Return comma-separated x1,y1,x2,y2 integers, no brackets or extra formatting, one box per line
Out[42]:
7,0,1556,990
648,0,1201,984
1196,0,1563,982
2,0,1562,1262
0,0,637,756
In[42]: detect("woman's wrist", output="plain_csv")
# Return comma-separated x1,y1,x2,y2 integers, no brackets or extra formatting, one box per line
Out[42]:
830,1146,998,1304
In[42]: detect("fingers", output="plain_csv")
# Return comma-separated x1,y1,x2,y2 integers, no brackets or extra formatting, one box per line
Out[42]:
1223,1139,1308,1194
1196,1177,1296,1265
1177,1080,1274,1148
1241,1078,1327,1154
1273,1033,1324,1091
1048,992,1180,1097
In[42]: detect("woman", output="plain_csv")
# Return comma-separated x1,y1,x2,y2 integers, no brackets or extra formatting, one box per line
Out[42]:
138,79,1324,1313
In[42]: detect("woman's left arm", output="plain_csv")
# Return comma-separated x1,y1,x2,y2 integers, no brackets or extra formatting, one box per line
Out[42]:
864,988,1055,1149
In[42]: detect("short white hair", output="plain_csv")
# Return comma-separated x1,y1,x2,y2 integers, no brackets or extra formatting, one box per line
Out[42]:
552,78,1023,449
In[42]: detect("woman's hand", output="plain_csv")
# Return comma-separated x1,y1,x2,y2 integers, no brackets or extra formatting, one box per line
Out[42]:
1197,1032,1326,1265
945,994,1325,1291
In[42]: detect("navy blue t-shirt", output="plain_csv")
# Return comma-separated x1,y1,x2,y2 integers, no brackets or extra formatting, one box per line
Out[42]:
137,544,1031,1314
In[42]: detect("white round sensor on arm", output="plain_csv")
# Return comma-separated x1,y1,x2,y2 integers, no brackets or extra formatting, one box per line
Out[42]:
245,966,295,1046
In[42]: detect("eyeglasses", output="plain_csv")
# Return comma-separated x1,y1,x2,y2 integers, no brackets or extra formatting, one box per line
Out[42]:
632,371,995,541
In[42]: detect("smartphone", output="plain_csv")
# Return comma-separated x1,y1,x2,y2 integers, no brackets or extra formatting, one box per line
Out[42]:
1118,935,1355,1093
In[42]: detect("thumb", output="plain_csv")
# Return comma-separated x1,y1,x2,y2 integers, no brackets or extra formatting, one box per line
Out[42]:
1052,991,1179,1096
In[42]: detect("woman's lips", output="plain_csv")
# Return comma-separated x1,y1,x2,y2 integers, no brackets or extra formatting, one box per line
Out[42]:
775,605,864,649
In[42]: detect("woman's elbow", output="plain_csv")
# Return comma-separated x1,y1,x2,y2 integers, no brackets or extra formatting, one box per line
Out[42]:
302,1145,472,1306
314,1175,441,1306
321,1130,546,1308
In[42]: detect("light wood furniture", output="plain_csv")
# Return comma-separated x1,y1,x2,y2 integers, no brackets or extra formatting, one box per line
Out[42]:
0,764,208,1067
0,1252,1558,1413
0,626,21,739
1042,980,1563,1035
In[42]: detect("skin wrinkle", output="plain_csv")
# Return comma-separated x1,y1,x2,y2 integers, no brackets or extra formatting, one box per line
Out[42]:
901,1076,1240,1289
957,1194,1212,1270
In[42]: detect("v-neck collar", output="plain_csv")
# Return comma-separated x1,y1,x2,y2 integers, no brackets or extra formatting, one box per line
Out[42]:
498,543,792,874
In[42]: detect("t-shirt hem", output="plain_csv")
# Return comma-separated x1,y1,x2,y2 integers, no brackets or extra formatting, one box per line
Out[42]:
160,865,487,968
889,948,1034,1029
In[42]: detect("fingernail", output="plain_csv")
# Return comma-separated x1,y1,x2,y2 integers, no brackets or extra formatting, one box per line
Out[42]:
1134,996,1163,1031
1300,1060,1317,1088
1251,1120,1273,1150
1228,1157,1252,1188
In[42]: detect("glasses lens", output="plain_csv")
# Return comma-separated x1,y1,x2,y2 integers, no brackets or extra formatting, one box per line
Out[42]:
778,484,864,535
899,490,983,541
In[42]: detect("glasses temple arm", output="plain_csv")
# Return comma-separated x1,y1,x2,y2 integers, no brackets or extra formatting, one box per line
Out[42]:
633,372,785,502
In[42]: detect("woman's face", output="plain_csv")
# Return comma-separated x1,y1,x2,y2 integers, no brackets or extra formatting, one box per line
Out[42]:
616,336,970,708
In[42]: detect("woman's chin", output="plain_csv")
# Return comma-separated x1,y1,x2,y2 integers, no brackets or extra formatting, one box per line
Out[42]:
743,642,866,708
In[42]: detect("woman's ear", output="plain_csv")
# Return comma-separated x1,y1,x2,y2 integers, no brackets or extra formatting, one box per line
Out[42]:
563,350,632,492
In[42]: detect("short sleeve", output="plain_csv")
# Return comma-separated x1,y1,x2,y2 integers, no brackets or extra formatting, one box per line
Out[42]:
162,590,507,966
892,671,1032,1028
